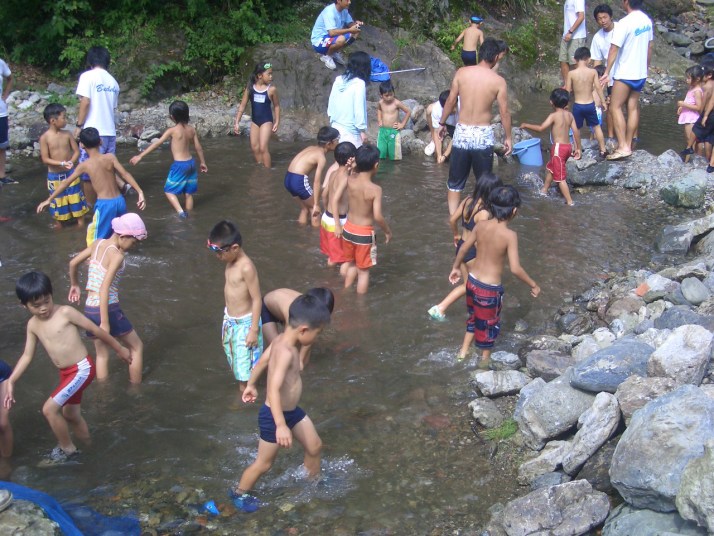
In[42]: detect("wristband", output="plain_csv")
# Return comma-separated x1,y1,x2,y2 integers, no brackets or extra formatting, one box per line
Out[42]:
439,122,446,126
60,161,66,167
567,30,573,34
76,123,84,128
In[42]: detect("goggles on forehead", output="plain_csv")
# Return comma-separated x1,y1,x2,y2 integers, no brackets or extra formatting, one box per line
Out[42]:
263,63,272,70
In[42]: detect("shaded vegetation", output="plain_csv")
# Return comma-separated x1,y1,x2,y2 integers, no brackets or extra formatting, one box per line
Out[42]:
484,419,518,441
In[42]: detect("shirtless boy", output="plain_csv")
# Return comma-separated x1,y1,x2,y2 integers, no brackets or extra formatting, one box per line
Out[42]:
693,65,714,166
230,294,331,512
321,141,356,267
440,37,512,215
333,145,393,294
130,100,207,217
39,103,88,227
449,186,540,364
208,220,263,400
377,81,411,160
37,127,145,246
5,271,130,464
520,88,582,206
451,15,485,66
566,47,608,157
261,287,335,368
284,126,340,226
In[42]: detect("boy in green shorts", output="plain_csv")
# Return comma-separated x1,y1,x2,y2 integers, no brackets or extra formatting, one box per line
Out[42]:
376,81,411,161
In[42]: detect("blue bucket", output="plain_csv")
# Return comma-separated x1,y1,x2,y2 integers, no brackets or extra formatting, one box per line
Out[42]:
512,138,543,166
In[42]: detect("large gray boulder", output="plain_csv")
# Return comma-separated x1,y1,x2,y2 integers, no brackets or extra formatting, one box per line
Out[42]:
610,385,714,512
472,370,530,397
614,375,681,425
517,440,569,486
525,349,574,381
676,440,714,532
569,161,622,186
562,392,621,475
660,169,708,209
654,305,714,331
501,480,609,536
647,325,713,385
515,369,597,450
570,339,654,393
602,503,707,536
681,277,711,306
513,377,546,421
656,213,714,255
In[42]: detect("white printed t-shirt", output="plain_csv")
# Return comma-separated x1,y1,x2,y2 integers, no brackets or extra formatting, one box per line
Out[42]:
610,10,653,81
0,59,11,118
563,0,586,40
76,67,120,136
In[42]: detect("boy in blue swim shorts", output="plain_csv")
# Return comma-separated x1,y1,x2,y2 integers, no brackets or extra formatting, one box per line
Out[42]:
37,128,146,246
130,100,207,218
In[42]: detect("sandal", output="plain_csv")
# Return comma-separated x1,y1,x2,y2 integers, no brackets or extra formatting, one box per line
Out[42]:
606,150,632,161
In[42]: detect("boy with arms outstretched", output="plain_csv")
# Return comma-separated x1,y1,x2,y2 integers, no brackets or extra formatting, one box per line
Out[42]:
451,15,485,66
208,220,263,402
376,81,411,160
566,47,608,157
37,127,145,246
284,126,340,226
231,294,331,512
130,100,207,217
321,141,356,268
520,88,581,206
333,145,393,294
4,271,131,464
449,186,540,364
39,103,88,227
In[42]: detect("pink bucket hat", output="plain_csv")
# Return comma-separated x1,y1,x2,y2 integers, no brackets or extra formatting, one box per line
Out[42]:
111,213,148,240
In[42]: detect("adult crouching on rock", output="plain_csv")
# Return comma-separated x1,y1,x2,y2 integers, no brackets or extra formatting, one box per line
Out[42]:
311,0,363,70
327,51,370,148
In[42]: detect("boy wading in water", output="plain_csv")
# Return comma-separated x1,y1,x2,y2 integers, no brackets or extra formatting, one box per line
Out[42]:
231,294,331,512
449,186,540,365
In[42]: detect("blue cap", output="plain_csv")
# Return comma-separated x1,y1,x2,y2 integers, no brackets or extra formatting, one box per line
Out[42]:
471,16,483,23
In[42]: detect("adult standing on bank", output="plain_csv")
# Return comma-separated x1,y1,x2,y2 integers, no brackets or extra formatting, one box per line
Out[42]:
327,51,371,148
439,38,512,215
311,0,363,71
74,46,121,206
600,0,653,160
560,0,587,86
590,4,618,139
0,57,13,186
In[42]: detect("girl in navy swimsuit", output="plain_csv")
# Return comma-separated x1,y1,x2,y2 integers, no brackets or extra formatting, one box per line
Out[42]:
234,62,281,168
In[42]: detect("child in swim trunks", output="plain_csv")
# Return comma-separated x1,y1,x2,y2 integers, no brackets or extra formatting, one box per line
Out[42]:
566,47,608,158
231,294,331,512
376,81,411,160
451,16,485,66
449,186,540,364
321,141,356,268
37,127,146,246
208,220,263,403
333,145,393,294
520,88,581,206
5,271,130,465
39,103,88,228
284,126,340,226
69,213,147,384
130,100,207,217
233,62,280,168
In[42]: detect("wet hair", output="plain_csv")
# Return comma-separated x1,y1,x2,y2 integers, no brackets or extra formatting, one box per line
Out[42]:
86,46,111,69
593,4,613,18
79,127,101,148
550,88,570,109
169,100,190,124
574,47,591,62
306,287,335,313
43,103,66,123
249,61,272,89
334,141,357,165
489,185,521,222
685,65,704,86
208,220,242,247
439,90,450,107
466,172,503,220
628,0,644,9
702,63,714,79
343,51,372,84
354,144,380,172
318,126,340,146
16,271,53,305
288,294,331,329
479,37,501,64
379,81,395,95
594,64,606,78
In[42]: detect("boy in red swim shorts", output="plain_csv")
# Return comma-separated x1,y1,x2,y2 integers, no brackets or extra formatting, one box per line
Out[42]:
520,88,581,206
4,271,130,465
333,145,392,294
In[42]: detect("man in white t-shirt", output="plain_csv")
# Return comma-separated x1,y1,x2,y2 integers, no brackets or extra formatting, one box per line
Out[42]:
74,46,121,205
310,0,363,70
0,58,14,188
600,0,653,160
559,0,587,86
590,4,618,139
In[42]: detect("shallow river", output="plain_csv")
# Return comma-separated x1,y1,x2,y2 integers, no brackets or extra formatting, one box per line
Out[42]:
0,101,690,533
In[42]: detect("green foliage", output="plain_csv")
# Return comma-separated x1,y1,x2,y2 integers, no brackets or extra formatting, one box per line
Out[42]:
433,18,469,65
503,16,558,68
44,91,80,108
483,419,518,441
141,61,193,98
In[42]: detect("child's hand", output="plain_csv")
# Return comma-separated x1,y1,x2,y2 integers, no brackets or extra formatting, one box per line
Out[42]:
437,155,446,164
453,235,460,247
36,200,50,213
272,122,279,133
677,100,684,107
393,122,400,130
136,194,146,211
233,119,241,135
68,285,81,303
245,328,259,348
346,156,356,174
118,346,133,365
100,321,110,334
200,163,208,173
573,148,582,160
677,107,683,115
3,384,14,410
519,123,527,129
530,284,541,298
602,102,608,112
312,205,321,222
449,268,461,285
334,225,343,239
384,230,392,244
129,155,141,166
242,385,258,404
276,424,292,448
61,160,74,170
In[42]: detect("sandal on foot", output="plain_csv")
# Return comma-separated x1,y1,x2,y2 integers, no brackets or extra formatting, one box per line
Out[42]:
606,150,631,161
229,488,261,513
427,305,446,321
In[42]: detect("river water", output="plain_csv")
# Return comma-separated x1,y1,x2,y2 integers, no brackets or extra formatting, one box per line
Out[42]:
0,101,690,533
